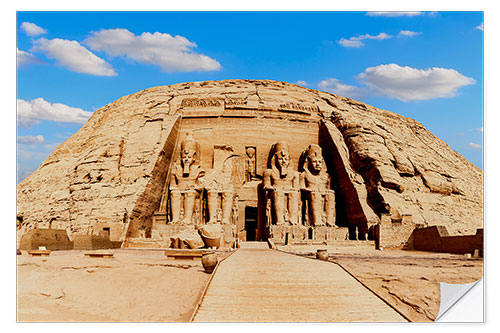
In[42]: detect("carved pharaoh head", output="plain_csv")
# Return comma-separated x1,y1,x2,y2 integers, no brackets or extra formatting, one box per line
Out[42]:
180,133,198,174
273,141,290,176
305,144,324,174
246,147,256,159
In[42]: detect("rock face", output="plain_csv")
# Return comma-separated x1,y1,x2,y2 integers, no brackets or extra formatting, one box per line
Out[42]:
16,80,483,245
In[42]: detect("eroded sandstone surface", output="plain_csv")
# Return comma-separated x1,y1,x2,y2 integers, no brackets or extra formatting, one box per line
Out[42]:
17,80,483,244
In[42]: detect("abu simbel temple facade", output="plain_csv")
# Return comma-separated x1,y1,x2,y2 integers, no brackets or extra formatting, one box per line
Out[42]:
16,80,483,249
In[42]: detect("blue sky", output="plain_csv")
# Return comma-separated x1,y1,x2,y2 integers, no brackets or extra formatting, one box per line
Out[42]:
16,11,484,182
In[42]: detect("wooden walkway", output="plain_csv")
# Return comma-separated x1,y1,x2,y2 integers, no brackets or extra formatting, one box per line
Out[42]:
193,242,406,322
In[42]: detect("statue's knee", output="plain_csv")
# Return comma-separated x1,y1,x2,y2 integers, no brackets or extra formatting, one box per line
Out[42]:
273,191,284,200
310,192,320,201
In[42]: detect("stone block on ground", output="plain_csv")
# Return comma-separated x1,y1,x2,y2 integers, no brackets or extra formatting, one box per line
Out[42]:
19,229,73,251
199,224,225,249
170,229,204,249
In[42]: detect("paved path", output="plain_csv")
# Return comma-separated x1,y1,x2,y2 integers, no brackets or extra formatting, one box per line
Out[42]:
193,242,407,322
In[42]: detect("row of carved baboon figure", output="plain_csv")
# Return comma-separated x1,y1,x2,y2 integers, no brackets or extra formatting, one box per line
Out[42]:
168,134,335,227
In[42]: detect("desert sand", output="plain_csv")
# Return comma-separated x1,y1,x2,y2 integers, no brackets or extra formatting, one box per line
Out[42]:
18,245,483,322
280,245,483,322
17,249,215,322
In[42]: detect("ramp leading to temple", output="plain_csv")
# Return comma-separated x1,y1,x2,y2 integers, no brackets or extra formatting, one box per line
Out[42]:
193,245,407,322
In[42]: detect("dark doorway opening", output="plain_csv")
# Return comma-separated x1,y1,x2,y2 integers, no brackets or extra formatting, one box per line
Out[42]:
245,207,258,241
103,227,110,237
308,227,314,240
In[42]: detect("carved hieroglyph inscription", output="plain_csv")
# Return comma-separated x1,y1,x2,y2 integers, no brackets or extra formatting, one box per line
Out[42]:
225,97,246,108
181,97,224,108
225,96,260,110
180,97,317,114
279,102,318,114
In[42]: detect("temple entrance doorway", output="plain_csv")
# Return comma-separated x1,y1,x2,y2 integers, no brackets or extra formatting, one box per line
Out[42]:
308,227,314,240
244,207,258,241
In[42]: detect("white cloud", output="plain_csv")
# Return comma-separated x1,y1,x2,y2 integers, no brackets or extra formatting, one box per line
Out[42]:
17,98,93,128
366,12,424,17
20,22,47,36
17,48,42,67
476,22,484,31
31,38,117,76
398,30,421,37
84,28,222,72
296,80,308,86
468,142,482,149
356,64,476,101
17,135,45,144
475,127,484,133
42,142,61,150
318,78,367,100
17,148,49,161
17,144,59,183
338,38,364,48
338,33,391,48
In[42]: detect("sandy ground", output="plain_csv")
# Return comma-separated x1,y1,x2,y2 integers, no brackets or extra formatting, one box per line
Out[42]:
17,249,220,322
280,245,483,322
18,245,483,323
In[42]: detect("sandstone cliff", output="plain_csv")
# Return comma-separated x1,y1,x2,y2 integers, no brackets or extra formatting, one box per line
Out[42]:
17,80,483,241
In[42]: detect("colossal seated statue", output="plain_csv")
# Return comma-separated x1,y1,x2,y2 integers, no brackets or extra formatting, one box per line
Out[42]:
263,141,300,225
169,133,205,224
205,144,235,224
300,144,335,226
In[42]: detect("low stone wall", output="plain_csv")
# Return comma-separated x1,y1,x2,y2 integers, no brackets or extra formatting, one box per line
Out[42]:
19,229,122,251
19,229,73,251
411,226,483,256
269,225,349,244
73,234,122,250
376,214,415,249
